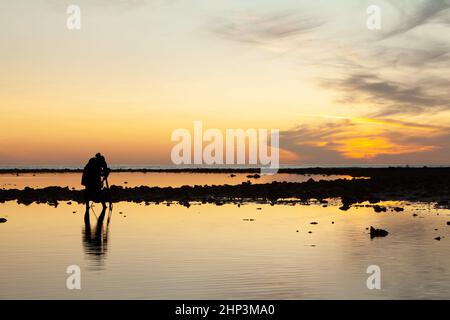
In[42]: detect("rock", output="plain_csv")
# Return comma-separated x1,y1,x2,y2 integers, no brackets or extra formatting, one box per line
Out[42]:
370,226,389,238
308,231,312,234
229,174,236,178
310,222,318,225
246,174,261,179
435,236,441,241
0,217,7,223
373,205,387,213
393,207,404,212
413,213,418,217
447,221,450,225
339,204,351,211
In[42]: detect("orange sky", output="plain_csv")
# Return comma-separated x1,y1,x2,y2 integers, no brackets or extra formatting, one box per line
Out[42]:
0,0,449,166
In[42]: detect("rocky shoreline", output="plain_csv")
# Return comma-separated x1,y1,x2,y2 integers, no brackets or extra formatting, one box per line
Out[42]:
1,167,449,208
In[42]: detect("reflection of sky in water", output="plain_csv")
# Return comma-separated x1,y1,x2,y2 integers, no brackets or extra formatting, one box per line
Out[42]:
0,172,359,189
0,193,449,299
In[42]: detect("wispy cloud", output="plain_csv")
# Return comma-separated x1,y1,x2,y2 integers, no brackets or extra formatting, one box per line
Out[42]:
322,73,450,116
210,1,450,118
383,0,450,37
211,11,324,52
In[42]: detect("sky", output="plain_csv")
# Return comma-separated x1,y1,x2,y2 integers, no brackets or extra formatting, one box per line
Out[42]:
0,0,449,166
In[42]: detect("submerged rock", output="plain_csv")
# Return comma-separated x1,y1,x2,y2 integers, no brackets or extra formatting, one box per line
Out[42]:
370,226,389,238
0,217,7,223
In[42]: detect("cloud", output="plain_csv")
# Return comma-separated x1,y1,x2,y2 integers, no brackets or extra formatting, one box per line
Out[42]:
383,0,450,37
211,2,450,117
279,117,450,165
323,73,450,116
212,11,324,49
209,2,450,164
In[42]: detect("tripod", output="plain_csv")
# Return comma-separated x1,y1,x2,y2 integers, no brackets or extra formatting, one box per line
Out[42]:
88,175,113,224
101,175,113,225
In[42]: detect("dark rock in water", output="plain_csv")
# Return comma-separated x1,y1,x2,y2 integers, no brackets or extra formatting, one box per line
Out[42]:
339,196,355,211
332,221,334,224
0,217,7,223
256,207,262,210
310,222,318,225
179,200,190,208
308,231,312,234
370,226,389,238
67,201,72,205
413,213,418,217
246,174,261,179
393,207,404,212
229,174,236,178
447,221,450,225
296,230,299,232
48,200,58,207
435,236,441,241
373,205,387,213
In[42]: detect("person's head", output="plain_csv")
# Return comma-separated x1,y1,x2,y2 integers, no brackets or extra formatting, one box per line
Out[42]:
95,152,102,159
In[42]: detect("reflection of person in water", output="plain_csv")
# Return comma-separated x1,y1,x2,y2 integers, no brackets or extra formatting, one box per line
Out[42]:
82,205,112,266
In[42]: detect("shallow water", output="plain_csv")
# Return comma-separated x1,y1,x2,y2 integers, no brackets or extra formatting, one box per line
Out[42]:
0,172,355,190
1,198,450,299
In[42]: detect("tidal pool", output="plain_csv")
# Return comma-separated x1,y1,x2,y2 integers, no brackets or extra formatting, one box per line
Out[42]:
1,198,449,299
